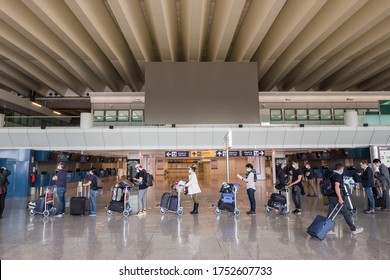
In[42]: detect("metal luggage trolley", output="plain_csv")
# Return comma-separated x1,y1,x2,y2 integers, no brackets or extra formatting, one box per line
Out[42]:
265,186,290,215
215,183,241,216
160,180,185,216
29,185,57,217
107,182,133,217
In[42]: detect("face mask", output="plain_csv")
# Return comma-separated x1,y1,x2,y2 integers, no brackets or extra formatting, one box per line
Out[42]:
188,169,192,174
246,168,251,172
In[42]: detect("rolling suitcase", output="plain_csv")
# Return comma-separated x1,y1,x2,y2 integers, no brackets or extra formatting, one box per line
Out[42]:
70,197,86,215
270,193,287,204
221,193,234,204
108,201,124,213
168,195,179,211
307,203,343,240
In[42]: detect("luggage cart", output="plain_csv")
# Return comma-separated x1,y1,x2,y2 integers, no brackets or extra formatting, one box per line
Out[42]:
343,176,357,215
107,182,133,217
160,180,185,216
265,186,290,215
29,185,57,217
215,183,241,216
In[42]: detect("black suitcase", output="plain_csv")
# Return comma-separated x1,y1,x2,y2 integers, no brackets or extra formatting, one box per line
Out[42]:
108,201,124,213
270,193,286,204
70,197,86,215
34,196,46,213
267,198,284,211
160,192,171,209
218,200,235,212
168,195,178,211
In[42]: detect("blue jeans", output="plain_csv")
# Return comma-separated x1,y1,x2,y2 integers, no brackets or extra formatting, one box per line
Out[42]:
247,188,256,212
56,187,66,214
365,187,375,210
89,189,99,214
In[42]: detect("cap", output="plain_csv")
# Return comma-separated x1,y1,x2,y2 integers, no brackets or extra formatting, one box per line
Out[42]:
135,163,141,168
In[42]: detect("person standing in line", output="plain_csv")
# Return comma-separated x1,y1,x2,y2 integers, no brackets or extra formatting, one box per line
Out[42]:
373,158,390,210
304,163,317,197
133,164,148,216
287,160,304,215
0,167,11,219
52,162,67,217
276,162,287,189
328,163,363,235
83,167,99,216
357,160,375,214
186,165,202,214
237,163,256,215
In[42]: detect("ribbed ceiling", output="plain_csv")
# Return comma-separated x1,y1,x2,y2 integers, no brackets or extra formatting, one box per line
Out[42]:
1,0,390,100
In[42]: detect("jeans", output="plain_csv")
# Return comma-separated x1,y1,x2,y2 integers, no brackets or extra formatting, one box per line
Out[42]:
364,187,375,210
138,188,148,211
292,185,302,209
89,189,99,214
56,187,66,214
328,196,356,231
247,188,256,212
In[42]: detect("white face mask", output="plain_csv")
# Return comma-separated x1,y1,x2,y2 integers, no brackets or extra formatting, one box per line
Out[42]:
188,169,192,174
246,168,251,172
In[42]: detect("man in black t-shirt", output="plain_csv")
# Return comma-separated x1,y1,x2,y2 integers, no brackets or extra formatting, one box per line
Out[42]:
328,163,363,235
287,161,304,215
133,164,148,215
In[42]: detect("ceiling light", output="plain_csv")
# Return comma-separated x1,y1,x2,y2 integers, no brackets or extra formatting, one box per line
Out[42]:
53,111,61,115
32,102,42,107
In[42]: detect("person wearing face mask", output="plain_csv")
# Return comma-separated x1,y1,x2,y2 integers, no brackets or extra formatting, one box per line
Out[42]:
133,164,148,216
287,160,304,215
52,162,67,217
185,165,201,214
83,168,99,216
357,160,375,214
303,162,317,197
237,163,256,215
373,158,390,210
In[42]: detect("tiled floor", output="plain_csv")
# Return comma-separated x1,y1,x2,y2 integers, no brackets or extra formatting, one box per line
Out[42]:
1,176,390,260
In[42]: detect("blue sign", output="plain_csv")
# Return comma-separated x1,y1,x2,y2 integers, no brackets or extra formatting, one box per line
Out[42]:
165,151,189,158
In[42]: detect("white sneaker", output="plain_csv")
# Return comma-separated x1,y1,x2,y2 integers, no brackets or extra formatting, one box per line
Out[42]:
54,214,63,217
352,227,364,235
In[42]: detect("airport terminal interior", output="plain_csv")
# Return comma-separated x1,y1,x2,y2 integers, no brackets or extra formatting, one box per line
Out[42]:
1,0,390,261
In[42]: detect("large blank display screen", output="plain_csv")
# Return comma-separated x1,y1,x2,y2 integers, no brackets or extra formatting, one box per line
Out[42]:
144,62,259,124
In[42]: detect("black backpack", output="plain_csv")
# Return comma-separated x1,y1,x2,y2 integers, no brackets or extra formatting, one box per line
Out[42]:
145,173,154,187
320,173,335,196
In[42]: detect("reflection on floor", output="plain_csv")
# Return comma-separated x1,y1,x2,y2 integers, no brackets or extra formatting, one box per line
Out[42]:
1,175,390,260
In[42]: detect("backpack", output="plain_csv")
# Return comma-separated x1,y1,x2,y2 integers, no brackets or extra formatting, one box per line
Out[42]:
319,173,335,196
145,173,154,187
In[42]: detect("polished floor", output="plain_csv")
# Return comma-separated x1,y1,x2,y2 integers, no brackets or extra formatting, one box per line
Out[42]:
1,175,390,260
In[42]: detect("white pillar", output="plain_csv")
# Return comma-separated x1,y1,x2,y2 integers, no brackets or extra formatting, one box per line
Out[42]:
80,112,93,128
344,110,358,127
370,145,379,167
0,113,5,127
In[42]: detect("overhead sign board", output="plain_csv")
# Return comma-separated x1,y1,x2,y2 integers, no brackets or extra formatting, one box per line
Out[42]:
190,150,216,157
165,151,189,158
215,150,240,157
241,150,265,157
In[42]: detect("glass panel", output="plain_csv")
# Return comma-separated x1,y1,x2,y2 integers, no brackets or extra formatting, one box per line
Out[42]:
105,110,117,122
131,110,144,122
296,109,307,120
308,109,319,120
334,109,344,120
320,109,332,120
270,109,282,121
93,110,105,122
117,110,129,122
284,109,296,120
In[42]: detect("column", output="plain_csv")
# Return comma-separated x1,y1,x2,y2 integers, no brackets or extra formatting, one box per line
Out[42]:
0,113,5,127
344,110,358,127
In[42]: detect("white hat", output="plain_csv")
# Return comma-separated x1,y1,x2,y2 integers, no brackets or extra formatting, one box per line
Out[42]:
135,163,141,168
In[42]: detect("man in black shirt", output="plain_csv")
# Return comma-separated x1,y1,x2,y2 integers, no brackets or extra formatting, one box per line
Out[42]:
329,163,363,235
287,161,304,215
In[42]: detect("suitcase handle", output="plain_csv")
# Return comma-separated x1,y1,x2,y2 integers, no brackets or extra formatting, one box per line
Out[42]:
327,203,344,220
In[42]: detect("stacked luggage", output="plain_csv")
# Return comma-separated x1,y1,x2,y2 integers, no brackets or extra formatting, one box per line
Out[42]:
28,185,57,217
215,182,240,216
107,181,133,217
265,186,290,215
160,180,185,216
70,181,90,216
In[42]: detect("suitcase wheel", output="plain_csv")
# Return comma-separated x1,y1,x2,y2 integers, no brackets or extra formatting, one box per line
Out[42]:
107,210,113,216
29,209,36,216
265,206,272,214
234,209,240,216
50,207,57,215
43,210,50,217
215,207,221,215
160,208,166,214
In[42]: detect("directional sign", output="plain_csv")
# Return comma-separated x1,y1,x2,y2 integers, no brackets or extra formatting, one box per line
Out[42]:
165,151,189,158
241,150,265,157
215,150,240,157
